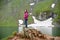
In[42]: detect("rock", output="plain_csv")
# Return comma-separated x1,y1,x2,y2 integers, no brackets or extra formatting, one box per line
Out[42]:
54,37,60,40
44,35,54,40
8,29,60,40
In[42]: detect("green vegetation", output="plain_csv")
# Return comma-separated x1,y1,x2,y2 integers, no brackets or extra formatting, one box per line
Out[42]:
33,0,60,24
0,0,33,26
54,0,60,24
33,0,54,17
0,0,20,26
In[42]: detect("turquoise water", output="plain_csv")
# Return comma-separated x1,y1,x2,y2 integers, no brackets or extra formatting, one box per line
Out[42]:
0,26,18,39
52,27,60,36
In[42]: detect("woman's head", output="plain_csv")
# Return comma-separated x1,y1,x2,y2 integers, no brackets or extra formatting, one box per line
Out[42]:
25,9,28,13
25,9,27,11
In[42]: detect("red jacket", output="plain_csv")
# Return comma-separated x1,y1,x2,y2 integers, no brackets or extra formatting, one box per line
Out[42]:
24,11,28,19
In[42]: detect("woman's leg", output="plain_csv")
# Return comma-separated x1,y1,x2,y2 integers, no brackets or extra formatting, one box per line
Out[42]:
25,19,27,28
26,19,27,28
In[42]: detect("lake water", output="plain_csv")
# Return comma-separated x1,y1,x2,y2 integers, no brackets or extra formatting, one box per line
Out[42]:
0,26,18,39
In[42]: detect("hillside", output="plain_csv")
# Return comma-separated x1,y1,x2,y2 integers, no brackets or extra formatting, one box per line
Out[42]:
33,0,54,17
33,0,60,24
0,0,33,26
54,0,60,24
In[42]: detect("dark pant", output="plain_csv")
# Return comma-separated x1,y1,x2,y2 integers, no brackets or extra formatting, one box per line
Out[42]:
24,19,28,28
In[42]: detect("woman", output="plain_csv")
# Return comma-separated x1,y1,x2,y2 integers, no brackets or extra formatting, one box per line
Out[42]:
24,9,29,28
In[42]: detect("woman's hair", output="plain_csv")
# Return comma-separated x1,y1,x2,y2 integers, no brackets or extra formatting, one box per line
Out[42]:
25,9,27,12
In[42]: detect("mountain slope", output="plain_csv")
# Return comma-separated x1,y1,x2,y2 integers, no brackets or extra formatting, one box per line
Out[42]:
0,0,33,26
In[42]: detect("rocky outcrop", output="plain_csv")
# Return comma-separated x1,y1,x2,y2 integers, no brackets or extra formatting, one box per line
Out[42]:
8,29,55,40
